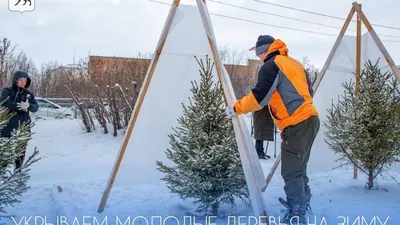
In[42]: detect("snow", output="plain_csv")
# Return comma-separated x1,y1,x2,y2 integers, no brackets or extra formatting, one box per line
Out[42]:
2,117,400,225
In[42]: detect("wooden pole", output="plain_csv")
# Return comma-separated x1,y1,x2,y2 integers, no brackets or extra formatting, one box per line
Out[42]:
97,0,181,213
354,3,361,180
262,153,280,192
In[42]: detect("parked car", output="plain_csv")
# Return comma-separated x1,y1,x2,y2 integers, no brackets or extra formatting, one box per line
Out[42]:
32,97,76,119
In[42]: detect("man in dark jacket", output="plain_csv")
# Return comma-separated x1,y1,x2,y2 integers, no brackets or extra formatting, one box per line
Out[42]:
252,106,274,159
0,71,39,169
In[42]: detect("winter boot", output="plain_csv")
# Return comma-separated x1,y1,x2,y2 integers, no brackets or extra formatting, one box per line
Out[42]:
258,152,267,159
280,204,307,225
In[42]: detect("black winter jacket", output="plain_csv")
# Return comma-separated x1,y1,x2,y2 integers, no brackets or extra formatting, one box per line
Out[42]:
0,71,39,138
253,106,275,141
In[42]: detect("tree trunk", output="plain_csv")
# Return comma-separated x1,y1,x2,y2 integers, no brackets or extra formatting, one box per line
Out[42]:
368,169,374,189
65,85,92,133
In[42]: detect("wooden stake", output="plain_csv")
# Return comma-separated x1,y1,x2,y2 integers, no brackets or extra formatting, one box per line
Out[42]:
356,4,361,93
97,0,181,213
354,3,361,180
262,153,280,192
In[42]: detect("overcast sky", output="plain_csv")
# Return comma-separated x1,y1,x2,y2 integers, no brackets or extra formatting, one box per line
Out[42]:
1,0,399,70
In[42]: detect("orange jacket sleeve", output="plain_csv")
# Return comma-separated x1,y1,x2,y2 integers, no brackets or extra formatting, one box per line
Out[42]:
233,91,263,115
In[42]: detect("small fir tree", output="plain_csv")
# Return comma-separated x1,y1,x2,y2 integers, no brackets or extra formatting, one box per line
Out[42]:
324,59,400,189
156,55,250,216
0,106,40,215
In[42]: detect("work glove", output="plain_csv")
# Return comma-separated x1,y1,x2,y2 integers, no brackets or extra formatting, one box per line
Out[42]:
17,99,30,112
226,105,236,118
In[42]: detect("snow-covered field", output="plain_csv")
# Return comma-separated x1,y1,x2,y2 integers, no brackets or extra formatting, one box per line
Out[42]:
3,116,400,225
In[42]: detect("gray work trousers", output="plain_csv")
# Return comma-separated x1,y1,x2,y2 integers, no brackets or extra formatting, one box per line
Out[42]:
280,115,320,207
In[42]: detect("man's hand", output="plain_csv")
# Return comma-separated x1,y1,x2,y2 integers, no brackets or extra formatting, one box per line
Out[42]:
226,105,236,118
17,99,30,112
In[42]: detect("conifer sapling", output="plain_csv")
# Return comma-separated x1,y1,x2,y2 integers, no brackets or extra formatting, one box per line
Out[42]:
156,55,250,216
0,106,40,215
324,59,400,189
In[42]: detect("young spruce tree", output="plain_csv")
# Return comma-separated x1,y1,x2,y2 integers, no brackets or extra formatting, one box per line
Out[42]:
324,59,400,189
0,106,40,215
156,55,250,216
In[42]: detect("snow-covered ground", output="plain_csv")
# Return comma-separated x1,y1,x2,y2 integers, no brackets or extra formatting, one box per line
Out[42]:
3,116,400,225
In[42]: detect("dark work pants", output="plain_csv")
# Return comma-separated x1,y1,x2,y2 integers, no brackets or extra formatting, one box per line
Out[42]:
2,143,27,170
1,153,25,170
15,154,25,169
255,140,264,155
280,115,320,207
15,142,27,169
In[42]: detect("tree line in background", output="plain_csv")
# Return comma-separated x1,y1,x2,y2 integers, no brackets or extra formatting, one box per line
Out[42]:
0,36,319,137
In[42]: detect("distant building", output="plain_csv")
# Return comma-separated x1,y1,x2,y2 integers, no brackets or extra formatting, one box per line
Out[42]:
48,64,88,79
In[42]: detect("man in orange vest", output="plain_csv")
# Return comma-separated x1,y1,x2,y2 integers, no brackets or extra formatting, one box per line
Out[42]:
226,35,320,224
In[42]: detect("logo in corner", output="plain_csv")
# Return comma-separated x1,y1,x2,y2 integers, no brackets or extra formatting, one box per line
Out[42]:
9,0,35,13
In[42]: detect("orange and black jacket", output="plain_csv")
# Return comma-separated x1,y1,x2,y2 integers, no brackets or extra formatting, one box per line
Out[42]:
233,39,318,131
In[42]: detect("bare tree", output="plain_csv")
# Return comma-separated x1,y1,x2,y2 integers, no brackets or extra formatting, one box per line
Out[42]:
0,37,17,87
65,84,94,132
0,37,37,88
301,56,319,85
13,52,37,76
93,85,109,134
63,54,147,136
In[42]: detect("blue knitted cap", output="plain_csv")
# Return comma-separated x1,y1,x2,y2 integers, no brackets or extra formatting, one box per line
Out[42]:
249,35,275,56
